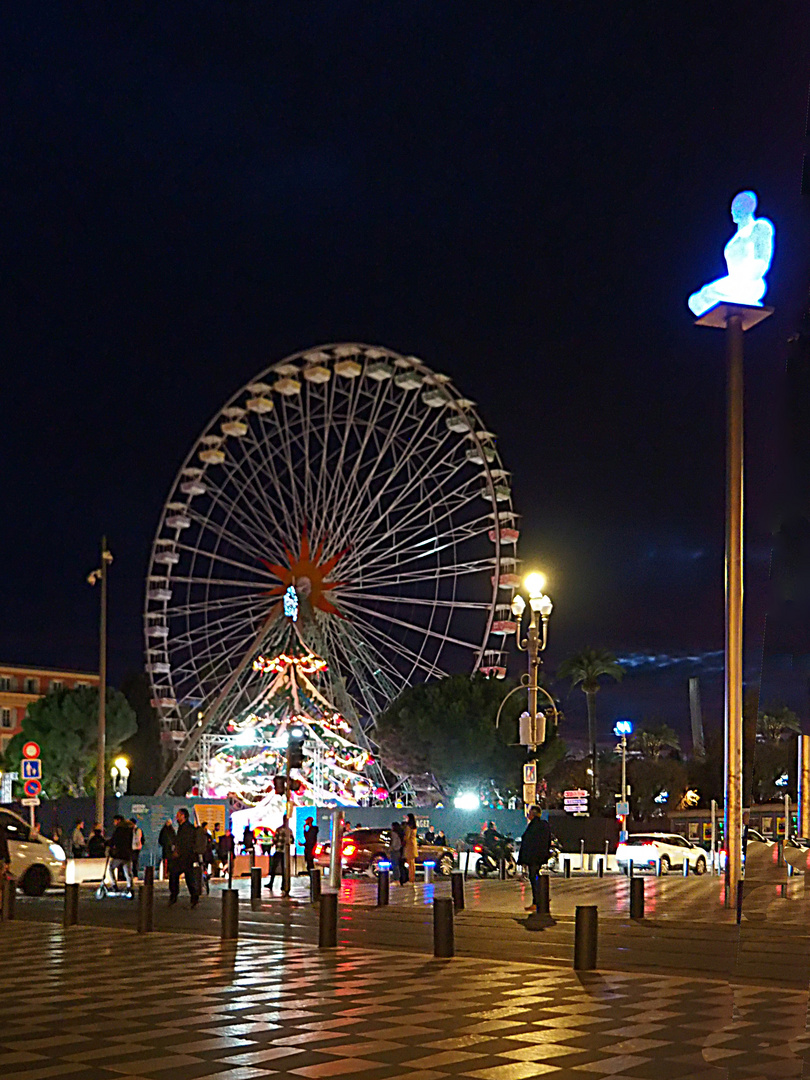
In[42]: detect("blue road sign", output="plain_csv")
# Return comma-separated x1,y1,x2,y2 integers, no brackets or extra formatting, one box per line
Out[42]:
21,759,41,780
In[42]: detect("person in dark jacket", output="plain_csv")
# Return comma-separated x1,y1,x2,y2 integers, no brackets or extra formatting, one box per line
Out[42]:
303,817,319,873
169,807,199,907
0,821,10,868
217,828,235,876
518,806,551,913
87,825,106,858
158,819,176,875
105,815,134,895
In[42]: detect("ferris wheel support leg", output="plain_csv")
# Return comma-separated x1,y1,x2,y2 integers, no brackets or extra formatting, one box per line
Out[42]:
155,607,279,796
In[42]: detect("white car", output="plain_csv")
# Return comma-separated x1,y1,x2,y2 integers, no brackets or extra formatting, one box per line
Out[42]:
1,809,67,895
616,832,708,875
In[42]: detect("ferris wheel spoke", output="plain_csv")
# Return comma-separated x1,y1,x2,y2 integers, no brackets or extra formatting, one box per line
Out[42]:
324,618,412,713
342,558,496,591
182,506,273,568
206,459,292,558
164,592,267,618
334,592,491,611
336,595,479,654
172,543,279,581
332,608,449,683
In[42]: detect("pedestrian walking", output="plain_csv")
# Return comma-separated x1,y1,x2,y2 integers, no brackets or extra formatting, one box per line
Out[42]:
71,820,87,858
388,821,404,884
195,822,213,894
265,816,291,891
131,819,144,879
303,817,319,873
168,808,199,908
518,805,551,913
242,824,255,857
105,815,134,896
158,819,176,878
403,814,418,884
87,824,106,858
217,827,235,879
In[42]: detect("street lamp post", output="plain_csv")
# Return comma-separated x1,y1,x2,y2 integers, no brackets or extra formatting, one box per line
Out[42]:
110,756,130,797
613,720,633,841
512,573,554,750
88,537,113,832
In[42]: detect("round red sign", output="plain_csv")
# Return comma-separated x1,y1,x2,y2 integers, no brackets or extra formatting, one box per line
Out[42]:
22,742,41,760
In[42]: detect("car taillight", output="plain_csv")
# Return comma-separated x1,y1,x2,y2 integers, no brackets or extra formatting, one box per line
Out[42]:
474,845,482,853
342,842,356,856
314,844,323,856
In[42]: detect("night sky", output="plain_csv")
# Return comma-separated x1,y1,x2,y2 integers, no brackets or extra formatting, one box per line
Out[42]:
2,5,809,744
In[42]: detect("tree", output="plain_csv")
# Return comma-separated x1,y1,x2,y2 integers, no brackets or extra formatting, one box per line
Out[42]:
556,649,623,799
374,674,526,801
120,672,163,795
631,722,680,760
3,686,137,798
757,705,801,741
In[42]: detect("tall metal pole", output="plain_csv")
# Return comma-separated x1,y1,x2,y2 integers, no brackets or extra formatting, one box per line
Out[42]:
799,735,810,837
96,537,108,832
283,749,292,895
724,315,745,904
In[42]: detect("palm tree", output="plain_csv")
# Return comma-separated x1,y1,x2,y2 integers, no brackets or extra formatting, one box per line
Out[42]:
631,723,680,760
757,705,801,742
557,649,623,799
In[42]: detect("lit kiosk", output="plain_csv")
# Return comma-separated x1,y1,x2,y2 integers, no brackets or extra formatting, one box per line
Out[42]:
689,191,774,906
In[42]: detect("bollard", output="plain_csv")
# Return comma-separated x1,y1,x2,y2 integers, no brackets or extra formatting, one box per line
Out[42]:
1,877,16,921
683,859,690,877
310,867,322,903
143,864,155,888
780,881,788,899
630,876,644,920
228,854,234,890
596,857,604,879
377,868,390,906
221,888,239,940
191,863,203,898
804,868,810,890
137,874,154,934
424,862,434,884
537,873,550,915
498,858,507,881
777,839,785,868
563,857,571,879
63,882,79,927
580,840,585,870
433,896,454,958
629,859,634,879
735,879,744,925
573,905,598,970
250,866,262,909
451,870,465,912
319,891,338,949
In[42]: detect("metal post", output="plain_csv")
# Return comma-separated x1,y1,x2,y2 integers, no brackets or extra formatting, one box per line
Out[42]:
95,537,109,833
64,882,79,927
328,809,344,891
433,896,454,958
283,759,292,896
1,877,15,920
137,873,154,933
221,888,239,939
537,873,550,914
425,861,434,884
250,866,262,909
799,736,810,838
683,859,690,878
451,870,465,911
777,839,785,869
227,853,233,889
735,879,744,925
630,877,644,919
498,858,506,881
724,314,744,906
319,891,338,948
573,905,598,970
628,859,634,879
596,856,604,878
804,867,810,891
563,857,571,878
711,798,718,874
785,794,791,845
377,868,390,906
309,867,322,903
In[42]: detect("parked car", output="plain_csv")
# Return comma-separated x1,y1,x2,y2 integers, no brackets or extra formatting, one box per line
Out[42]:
616,832,708,875
1,809,67,895
316,828,456,877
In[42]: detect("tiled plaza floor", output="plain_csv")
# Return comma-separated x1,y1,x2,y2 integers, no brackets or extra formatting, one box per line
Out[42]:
1,920,810,1080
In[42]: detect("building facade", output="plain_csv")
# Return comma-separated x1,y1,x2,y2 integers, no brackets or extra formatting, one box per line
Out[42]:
0,665,100,752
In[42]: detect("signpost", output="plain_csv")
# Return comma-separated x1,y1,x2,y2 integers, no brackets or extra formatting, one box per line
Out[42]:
20,743,42,827
564,789,589,816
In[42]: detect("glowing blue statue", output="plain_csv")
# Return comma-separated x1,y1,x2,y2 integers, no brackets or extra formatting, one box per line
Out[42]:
688,191,774,317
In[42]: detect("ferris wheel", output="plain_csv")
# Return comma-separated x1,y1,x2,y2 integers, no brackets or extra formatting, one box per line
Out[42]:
145,343,520,776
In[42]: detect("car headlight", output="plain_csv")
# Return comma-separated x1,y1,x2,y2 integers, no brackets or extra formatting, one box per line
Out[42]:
49,843,66,861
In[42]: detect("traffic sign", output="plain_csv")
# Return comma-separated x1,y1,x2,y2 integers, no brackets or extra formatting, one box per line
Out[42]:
522,783,537,806
22,741,41,760
21,796,40,807
23,778,42,798
523,763,537,785
21,759,41,780
616,801,629,817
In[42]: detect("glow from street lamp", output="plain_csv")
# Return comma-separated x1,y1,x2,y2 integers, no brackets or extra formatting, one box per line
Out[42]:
524,572,546,598
113,757,129,771
510,594,526,617
453,792,480,811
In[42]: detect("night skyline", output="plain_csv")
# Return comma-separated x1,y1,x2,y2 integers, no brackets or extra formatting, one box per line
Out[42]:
3,6,809,744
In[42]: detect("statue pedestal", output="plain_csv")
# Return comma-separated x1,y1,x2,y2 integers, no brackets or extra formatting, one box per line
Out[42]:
694,301,773,331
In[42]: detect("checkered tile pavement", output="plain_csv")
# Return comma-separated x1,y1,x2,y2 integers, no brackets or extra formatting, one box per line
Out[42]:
1,921,809,1080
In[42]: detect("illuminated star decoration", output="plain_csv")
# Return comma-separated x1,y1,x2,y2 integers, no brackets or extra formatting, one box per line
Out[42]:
261,526,347,617
283,585,299,621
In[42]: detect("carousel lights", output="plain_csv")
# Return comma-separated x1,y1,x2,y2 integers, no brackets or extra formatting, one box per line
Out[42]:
253,652,328,675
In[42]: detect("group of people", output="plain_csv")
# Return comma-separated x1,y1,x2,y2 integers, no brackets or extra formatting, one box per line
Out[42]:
387,813,420,884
